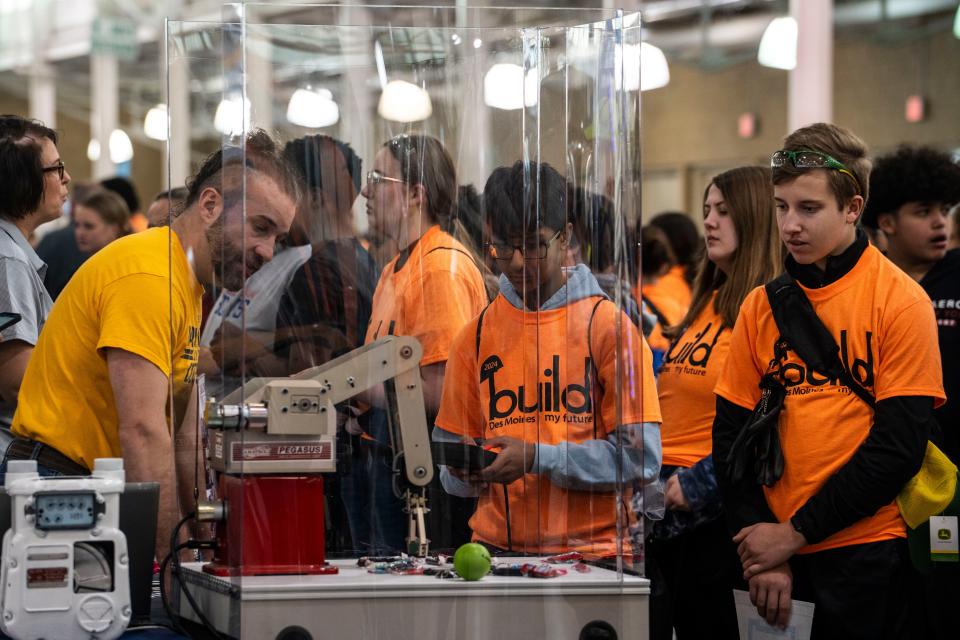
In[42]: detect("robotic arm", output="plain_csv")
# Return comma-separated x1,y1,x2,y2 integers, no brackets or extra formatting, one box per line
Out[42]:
203,336,435,555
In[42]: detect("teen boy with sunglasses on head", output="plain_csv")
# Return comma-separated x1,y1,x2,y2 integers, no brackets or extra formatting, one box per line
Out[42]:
713,123,944,638
433,161,662,558
861,145,960,640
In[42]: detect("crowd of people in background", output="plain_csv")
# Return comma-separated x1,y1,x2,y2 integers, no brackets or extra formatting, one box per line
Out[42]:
1,111,959,640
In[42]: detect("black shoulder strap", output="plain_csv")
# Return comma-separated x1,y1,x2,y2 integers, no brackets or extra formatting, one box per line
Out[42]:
587,297,607,381
475,303,492,358
426,245,476,263
764,274,875,409
642,296,670,328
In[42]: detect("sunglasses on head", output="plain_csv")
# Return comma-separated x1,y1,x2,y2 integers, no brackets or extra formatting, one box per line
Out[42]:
770,149,862,194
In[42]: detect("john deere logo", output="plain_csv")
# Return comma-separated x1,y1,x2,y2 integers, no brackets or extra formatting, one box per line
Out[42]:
938,529,952,541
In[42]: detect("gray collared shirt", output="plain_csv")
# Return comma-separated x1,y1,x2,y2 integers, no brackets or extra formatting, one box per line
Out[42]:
0,217,54,429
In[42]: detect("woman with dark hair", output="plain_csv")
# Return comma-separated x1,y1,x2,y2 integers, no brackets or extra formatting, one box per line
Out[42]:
0,116,70,436
646,211,701,313
352,133,488,554
647,166,783,640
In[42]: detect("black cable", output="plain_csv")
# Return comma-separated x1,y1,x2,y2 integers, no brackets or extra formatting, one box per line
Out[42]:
158,552,183,635
171,546,223,639
164,512,226,640
502,483,512,552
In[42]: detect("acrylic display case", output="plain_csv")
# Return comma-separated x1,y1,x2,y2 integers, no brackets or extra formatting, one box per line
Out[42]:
164,4,654,638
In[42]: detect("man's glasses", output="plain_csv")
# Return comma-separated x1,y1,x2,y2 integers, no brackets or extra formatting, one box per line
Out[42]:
42,160,66,181
487,228,563,261
366,170,405,187
770,149,862,194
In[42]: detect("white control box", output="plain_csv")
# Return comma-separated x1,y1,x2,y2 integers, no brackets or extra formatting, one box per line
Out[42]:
0,458,131,640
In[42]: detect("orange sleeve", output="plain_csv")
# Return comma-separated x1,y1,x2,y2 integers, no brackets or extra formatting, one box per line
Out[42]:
875,298,946,405
714,288,765,410
434,319,485,440
595,303,661,430
403,267,481,367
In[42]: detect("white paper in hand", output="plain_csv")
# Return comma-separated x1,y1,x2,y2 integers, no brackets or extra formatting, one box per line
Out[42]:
733,589,814,640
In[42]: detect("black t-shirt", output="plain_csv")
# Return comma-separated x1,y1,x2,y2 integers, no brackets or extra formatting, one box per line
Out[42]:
35,224,88,300
274,238,377,369
920,247,960,464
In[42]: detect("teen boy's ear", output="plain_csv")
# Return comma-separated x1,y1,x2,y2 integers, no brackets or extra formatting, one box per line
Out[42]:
845,195,866,225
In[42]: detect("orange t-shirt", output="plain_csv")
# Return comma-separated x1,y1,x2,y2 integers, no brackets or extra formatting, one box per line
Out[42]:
715,245,945,554
659,293,730,468
640,267,690,352
641,265,692,312
435,294,662,556
364,225,487,365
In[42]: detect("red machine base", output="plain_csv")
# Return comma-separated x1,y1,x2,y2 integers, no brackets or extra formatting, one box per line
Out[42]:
203,474,340,577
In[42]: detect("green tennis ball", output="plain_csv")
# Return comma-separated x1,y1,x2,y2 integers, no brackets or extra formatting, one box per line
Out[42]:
453,543,491,581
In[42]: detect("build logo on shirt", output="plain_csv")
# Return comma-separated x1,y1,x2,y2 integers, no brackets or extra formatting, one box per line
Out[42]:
662,321,724,376
771,330,875,398
480,354,595,429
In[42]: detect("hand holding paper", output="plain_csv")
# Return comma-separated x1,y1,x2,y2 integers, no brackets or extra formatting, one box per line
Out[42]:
748,563,793,629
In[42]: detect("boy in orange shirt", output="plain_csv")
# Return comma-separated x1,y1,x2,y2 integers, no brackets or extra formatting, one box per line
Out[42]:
434,161,662,558
713,123,944,637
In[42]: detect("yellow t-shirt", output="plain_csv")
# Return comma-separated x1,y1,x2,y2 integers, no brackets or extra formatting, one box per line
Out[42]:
659,293,730,467
435,294,662,556
365,224,487,366
715,245,945,553
13,227,203,471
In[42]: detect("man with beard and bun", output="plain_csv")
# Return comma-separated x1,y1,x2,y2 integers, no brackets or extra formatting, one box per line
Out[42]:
0,130,298,564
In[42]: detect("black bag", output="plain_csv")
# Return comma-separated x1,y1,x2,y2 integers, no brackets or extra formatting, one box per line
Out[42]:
726,373,787,487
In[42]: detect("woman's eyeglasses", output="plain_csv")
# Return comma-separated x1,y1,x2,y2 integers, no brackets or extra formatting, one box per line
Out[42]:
366,170,405,187
42,160,66,181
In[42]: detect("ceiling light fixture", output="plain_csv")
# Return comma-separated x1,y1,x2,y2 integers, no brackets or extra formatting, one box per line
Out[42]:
617,42,670,92
213,96,251,136
483,63,539,110
287,88,340,128
143,104,168,141
378,80,433,123
758,16,798,70
109,129,134,164
87,139,101,162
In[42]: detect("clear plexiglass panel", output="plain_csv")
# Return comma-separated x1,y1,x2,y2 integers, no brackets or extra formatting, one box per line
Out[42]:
166,5,654,639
